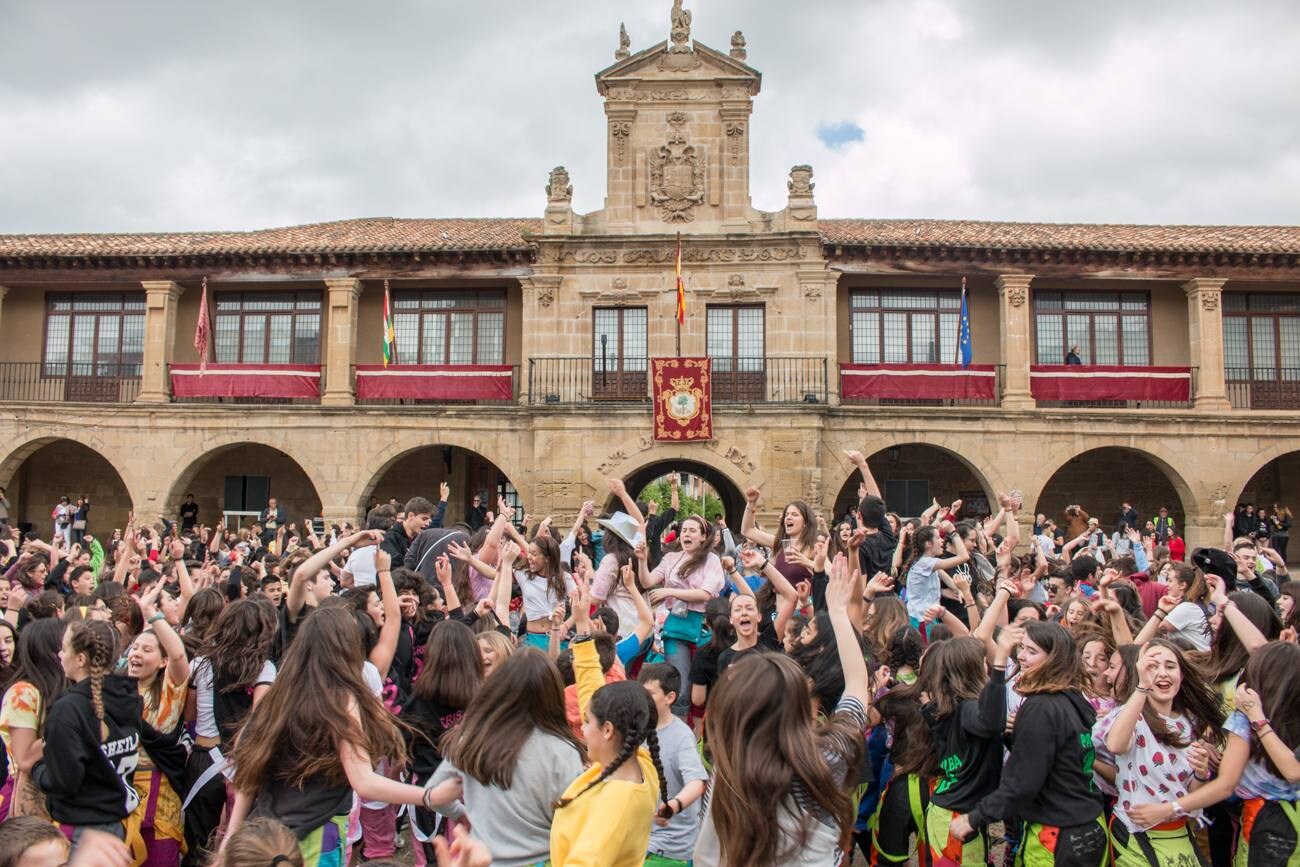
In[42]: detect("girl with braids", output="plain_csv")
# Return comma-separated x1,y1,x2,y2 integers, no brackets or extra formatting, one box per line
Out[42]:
866,675,938,867
922,629,1019,867
1129,641,1300,864
640,514,725,719
549,583,664,866
224,606,460,867
182,597,278,864
0,618,65,821
694,554,870,867
1094,638,1225,866
124,578,192,866
513,534,575,650
33,618,142,842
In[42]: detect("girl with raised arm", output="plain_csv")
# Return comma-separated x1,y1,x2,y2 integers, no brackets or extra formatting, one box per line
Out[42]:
693,553,869,867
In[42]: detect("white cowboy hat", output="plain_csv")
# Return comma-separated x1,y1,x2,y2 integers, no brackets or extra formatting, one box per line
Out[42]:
595,511,646,548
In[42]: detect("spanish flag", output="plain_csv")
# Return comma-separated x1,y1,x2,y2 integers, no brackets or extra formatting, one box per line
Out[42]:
675,233,686,325
382,279,396,367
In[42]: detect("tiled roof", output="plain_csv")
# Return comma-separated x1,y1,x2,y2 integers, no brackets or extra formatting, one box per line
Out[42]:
2,216,1297,260
0,218,542,258
820,219,1300,255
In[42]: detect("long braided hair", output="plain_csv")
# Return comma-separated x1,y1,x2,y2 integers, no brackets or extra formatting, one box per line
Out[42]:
554,680,667,809
66,619,118,742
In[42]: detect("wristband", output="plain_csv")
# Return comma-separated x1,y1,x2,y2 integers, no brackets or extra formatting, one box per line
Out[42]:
422,786,434,810
149,613,167,624
671,797,683,815
1171,800,1188,818
1251,717,1271,731
1154,609,1167,620
760,558,770,572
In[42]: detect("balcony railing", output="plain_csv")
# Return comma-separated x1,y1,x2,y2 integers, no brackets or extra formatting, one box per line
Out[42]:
1226,368,1300,410
0,362,141,403
528,356,828,405
1030,365,1194,409
840,363,1000,407
354,364,519,405
168,363,321,405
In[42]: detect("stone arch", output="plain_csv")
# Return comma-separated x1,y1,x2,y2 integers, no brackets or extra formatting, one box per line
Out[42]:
0,434,140,536
1030,445,1195,535
1226,444,1300,518
165,439,327,529
354,437,524,527
593,446,752,530
829,441,999,521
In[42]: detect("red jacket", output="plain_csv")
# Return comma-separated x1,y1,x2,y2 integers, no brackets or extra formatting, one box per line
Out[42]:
1128,571,1168,618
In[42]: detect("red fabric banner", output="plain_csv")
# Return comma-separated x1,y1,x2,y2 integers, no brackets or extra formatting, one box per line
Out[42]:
169,364,321,399
652,357,713,442
1030,365,1191,402
355,365,514,401
839,363,997,400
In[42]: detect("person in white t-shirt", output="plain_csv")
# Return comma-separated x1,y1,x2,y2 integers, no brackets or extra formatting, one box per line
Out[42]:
1134,562,1212,652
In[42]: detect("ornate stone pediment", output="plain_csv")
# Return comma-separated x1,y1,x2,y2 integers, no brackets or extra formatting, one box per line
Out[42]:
648,132,706,223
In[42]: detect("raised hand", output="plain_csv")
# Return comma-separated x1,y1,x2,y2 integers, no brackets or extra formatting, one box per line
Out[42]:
447,540,474,563
434,554,452,586
744,485,761,505
375,548,392,574
440,482,451,502
866,572,895,596
825,553,852,611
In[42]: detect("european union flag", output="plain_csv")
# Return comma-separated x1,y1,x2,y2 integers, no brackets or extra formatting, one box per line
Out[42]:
957,276,972,368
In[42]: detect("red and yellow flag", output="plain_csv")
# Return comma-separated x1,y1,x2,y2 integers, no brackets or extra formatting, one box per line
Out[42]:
675,233,686,324
382,279,396,367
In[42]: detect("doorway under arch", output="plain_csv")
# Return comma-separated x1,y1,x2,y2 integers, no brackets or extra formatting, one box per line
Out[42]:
361,445,521,528
612,459,747,531
831,443,994,522
1035,447,1190,535
5,439,134,537
168,443,323,532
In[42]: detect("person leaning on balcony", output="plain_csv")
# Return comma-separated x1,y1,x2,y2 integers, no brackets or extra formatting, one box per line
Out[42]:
1065,345,1083,365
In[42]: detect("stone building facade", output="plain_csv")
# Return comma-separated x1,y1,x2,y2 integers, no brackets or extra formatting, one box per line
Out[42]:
1,3,1298,552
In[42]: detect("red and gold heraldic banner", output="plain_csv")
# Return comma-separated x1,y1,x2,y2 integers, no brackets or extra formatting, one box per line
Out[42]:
652,357,713,442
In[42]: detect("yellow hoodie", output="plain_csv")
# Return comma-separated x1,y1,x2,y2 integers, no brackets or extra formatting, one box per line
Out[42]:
549,637,660,866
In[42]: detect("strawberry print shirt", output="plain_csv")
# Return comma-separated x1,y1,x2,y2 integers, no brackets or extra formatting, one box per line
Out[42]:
1093,707,1201,832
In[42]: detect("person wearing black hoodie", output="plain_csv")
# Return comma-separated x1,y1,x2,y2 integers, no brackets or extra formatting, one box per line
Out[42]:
32,619,141,842
950,621,1106,866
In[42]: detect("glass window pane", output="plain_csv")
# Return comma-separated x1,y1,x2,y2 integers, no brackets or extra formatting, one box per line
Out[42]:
1093,314,1118,364
123,294,145,312
851,311,879,364
267,315,292,364
1121,316,1149,365
242,317,266,364
295,293,321,311
1035,314,1062,363
74,294,122,312
1066,316,1091,364
44,314,69,374
394,292,421,310
881,290,929,310
1280,318,1300,374
71,315,95,369
1121,293,1148,311
1252,318,1276,379
97,316,120,371
1223,293,1247,313
623,309,647,369
594,309,619,369
1223,318,1249,374
736,307,764,369
422,313,446,364
215,293,243,312
911,315,936,363
937,292,960,309
48,295,72,313
477,312,504,365
244,293,293,312
449,313,474,364
121,314,144,371
852,290,878,309
707,308,733,360
1034,292,1062,311
214,315,240,363
393,313,418,364
938,312,958,363
294,314,320,364
883,313,908,363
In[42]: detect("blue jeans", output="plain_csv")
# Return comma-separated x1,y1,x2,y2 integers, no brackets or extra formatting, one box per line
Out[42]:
663,638,694,718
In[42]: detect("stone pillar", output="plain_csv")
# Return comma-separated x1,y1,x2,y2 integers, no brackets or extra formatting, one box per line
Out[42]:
0,286,10,333
136,280,184,404
322,278,362,407
1183,278,1232,411
995,274,1035,409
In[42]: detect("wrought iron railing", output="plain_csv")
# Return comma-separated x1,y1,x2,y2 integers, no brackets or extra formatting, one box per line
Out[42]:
0,362,141,403
528,356,828,405
1226,368,1300,409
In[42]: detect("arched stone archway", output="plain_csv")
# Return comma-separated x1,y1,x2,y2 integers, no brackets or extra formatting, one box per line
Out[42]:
358,444,522,528
609,458,748,530
831,443,997,522
0,437,136,537
166,443,324,531
1229,447,1300,517
1032,446,1193,535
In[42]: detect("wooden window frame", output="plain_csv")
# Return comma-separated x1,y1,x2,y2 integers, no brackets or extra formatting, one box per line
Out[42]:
42,292,146,378
390,289,506,366
849,288,961,364
213,291,322,365
1031,290,1152,366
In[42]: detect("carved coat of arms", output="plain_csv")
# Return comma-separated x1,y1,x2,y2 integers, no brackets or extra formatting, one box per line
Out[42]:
649,133,705,223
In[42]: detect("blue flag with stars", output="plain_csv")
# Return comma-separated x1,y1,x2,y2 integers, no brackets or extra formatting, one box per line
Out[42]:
957,276,972,368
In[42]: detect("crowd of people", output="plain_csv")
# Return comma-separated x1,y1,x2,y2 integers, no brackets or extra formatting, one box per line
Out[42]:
0,457,1294,867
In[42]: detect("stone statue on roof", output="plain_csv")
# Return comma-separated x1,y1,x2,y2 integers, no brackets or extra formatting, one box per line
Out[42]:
670,0,692,48
615,23,630,60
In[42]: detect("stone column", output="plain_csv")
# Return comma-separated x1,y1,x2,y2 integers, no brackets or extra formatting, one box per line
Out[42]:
1183,278,1232,411
322,278,362,407
136,280,184,404
0,286,10,334
995,274,1035,409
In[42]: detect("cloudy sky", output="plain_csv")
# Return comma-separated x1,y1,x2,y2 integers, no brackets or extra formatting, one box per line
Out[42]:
1,0,1296,234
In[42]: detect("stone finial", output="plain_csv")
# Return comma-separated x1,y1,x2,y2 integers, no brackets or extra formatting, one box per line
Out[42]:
615,23,630,60
670,0,692,48
788,165,815,197
730,30,747,60
547,166,573,203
